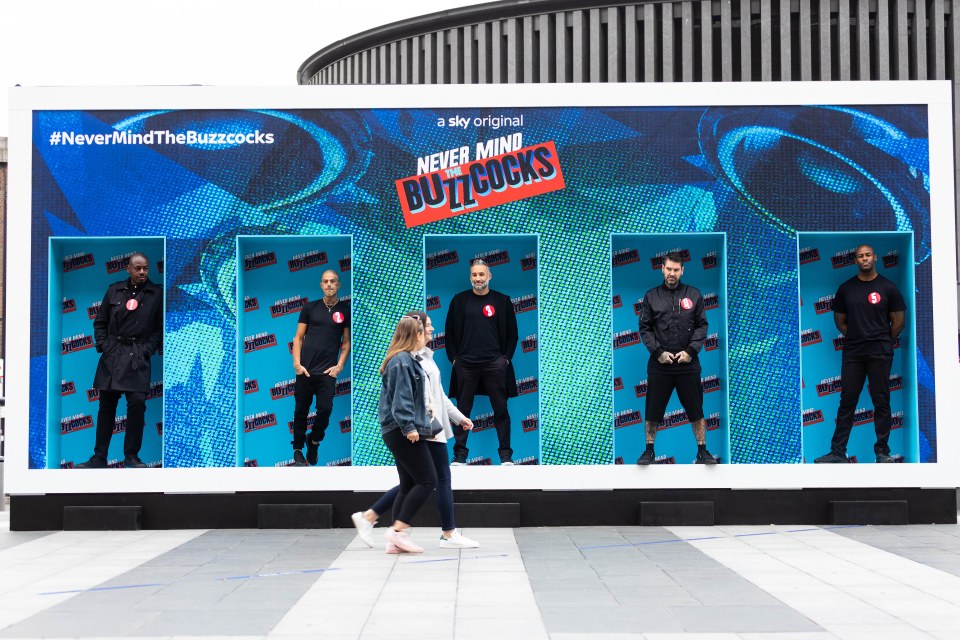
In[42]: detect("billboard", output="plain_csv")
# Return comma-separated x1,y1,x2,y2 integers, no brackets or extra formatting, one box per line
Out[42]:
6,82,958,493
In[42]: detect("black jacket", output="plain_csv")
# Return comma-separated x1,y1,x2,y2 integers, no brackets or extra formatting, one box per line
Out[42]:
92,278,164,392
445,288,519,397
638,282,708,360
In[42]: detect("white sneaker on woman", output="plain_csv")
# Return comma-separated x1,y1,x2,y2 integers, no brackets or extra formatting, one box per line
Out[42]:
439,530,479,548
385,528,424,553
351,512,376,548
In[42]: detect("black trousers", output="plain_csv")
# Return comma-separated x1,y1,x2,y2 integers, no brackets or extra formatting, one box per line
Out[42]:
94,389,146,460
644,363,704,425
291,373,336,449
831,352,894,456
452,356,512,461
382,428,438,524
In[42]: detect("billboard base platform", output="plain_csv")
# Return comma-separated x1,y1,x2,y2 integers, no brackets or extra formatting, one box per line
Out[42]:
830,500,910,525
258,504,333,529
9,488,956,530
63,505,142,531
640,501,715,526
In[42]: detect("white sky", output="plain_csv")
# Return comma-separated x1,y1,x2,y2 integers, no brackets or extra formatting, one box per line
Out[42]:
0,0,477,138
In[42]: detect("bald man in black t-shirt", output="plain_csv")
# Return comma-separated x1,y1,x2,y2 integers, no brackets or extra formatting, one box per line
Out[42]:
290,270,351,466
815,245,905,464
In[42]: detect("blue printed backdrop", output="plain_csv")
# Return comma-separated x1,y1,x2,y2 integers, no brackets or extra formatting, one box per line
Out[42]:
612,234,729,465
424,234,540,465
48,238,165,468
29,104,935,467
237,235,353,468
798,232,919,463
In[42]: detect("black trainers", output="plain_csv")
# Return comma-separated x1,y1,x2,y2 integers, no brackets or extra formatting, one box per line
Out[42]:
77,456,107,469
636,450,656,465
814,451,847,463
696,449,718,464
306,440,320,466
876,453,895,463
292,450,307,466
123,456,147,468
451,455,467,466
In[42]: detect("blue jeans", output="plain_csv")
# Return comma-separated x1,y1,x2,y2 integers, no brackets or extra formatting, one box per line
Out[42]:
369,440,455,531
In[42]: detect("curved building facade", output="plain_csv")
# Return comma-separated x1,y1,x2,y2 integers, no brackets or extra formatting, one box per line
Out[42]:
299,0,960,283
300,0,958,86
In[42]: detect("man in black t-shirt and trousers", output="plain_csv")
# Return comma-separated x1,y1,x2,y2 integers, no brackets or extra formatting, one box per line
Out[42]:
291,269,351,466
815,244,905,464
445,259,519,466
78,252,163,469
637,252,717,465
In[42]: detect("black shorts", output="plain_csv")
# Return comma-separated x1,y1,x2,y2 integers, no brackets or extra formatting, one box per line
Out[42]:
644,365,704,425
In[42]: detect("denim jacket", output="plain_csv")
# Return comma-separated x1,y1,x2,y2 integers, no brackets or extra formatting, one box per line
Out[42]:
378,351,429,436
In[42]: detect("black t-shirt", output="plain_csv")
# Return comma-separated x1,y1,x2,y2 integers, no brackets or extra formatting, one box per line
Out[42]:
297,299,350,374
833,274,905,355
457,292,503,364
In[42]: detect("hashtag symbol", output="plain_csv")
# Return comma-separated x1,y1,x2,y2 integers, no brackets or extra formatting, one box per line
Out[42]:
49,132,61,145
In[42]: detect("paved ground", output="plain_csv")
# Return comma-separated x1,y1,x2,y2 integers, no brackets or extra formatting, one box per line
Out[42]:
2,509,960,639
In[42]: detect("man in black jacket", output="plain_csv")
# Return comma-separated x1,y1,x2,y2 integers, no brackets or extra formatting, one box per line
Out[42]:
78,252,163,469
445,259,519,465
637,252,717,465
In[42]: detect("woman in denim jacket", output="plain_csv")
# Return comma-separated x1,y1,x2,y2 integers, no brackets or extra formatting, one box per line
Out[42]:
354,311,479,552
377,315,436,553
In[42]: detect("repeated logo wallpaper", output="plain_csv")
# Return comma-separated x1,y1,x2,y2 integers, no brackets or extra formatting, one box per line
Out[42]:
29,105,934,468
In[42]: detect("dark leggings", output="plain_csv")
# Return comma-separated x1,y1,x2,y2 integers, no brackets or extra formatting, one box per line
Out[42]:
370,440,454,531
381,429,438,524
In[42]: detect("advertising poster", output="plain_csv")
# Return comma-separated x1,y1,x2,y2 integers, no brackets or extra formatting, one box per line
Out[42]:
6,83,958,493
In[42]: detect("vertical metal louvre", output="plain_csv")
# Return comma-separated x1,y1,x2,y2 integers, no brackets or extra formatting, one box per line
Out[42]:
303,0,960,276
310,1,958,85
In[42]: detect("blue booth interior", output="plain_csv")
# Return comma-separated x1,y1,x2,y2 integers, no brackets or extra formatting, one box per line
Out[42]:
612,233,730,464
423,234,540,465
47,237,166,468
236,235,353,467
797,231,919,463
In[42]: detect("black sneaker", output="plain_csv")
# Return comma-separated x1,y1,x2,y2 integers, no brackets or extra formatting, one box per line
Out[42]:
814,451,847,463
292,450,307,466
451,455,467,467
306,440,320,466
876,453,895,463
696,449,718,464
636,450,656,465
77,456,107,469
123,456,148,468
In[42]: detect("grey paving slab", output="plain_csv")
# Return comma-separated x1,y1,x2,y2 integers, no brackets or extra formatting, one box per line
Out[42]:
0,528,352,638
0,530,56,551
0,608,162,637
515,526,824,635
144,609,290,636
669,604,819,633
833,524,960,578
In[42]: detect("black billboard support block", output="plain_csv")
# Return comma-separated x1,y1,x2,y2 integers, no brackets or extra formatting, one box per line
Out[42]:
829,500,908,525
640,501,715,526
454,502,521,527
258,504,333,529
63,505,142,531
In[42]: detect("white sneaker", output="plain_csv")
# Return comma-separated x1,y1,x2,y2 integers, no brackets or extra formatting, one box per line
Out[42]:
351,511,376,548
385,528,424,553
500,461,514,466
439,529,480,549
